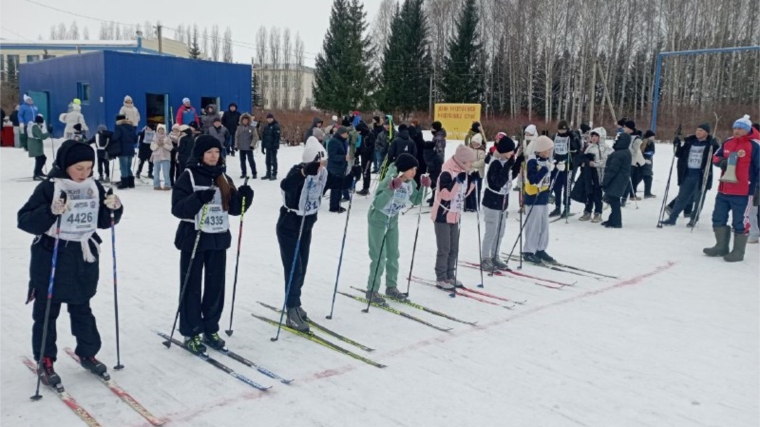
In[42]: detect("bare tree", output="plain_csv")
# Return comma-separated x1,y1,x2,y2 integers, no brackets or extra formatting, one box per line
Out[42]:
50,25,57,40
114,23,122,40
144,21,153,39
269,26,282,109
83,26,90,40
133,23,142,40
294,32,305,109
210,25,221,61
282,28,292,109
223,27,233,63
57,23,67,40
202,27,209,59
370,0,395,59
256,26,268,109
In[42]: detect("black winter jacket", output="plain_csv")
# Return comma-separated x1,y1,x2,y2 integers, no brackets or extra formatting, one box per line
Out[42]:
602,134,632,198
17,161,124,304
112,119,137,157
676,135,719,191
261,120,281,150
222,105,241,137
177,130,196,165
482,157,515,211
387,130,416,162
171,164,243,252
408,125,427,171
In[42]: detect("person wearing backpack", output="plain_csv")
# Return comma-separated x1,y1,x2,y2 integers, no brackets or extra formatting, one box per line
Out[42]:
88,125,113,183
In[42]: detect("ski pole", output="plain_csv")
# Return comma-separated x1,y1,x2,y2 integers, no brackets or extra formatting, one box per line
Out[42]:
31,191,66,401
657,124,683,227
163,201,211,349
450,178,469,289
690,144,714,232
326,177,357,320
506,170,557,268
108,187,124,370
490,187,509,277
403,185,428,297
628,178,639,209
363,211,392,313
565,156,571,223
225,178,250,336
272,179,313,341
474,184,486,288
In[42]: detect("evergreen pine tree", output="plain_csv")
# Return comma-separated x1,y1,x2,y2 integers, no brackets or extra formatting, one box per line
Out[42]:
314,0,372,114
438,0,482,103
379,3,405,112
188,29,202,59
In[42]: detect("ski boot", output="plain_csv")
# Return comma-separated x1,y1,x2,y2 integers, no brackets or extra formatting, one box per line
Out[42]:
80,355,109,378
492,257,510,270
384,286,407,301
448,278,464,288
536,250,556,264
184,335,208,356
644,193,657,199
203,332,227,351
480,258,495,272
364,291,387,305
296,306,309,321
548,207,561,217
522,252,543,264
262,173,271,180
37,356,62,387
579,212,592,221
591,214,602,223
269,174,277,181
435,280,455,291
286,307,310,332
356,189,370,196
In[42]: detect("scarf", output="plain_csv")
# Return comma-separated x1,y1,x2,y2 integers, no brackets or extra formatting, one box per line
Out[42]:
46,177,101,263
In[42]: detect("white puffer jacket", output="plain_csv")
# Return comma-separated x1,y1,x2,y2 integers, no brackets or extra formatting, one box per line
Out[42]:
58,104,88,136
118,96,141,127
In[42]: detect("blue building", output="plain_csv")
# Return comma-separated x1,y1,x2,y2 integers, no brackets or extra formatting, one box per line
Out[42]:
19,50,251,136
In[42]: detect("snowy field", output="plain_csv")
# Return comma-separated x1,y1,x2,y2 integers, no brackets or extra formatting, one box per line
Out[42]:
1,138,758,427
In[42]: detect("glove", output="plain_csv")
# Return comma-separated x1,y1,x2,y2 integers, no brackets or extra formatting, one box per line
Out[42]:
104,191,122,210
645,159,652,165
50,193,69,216
238,185,254,206
547,162,555,172
388,177,403,190
557,162,566,172
677,139,685,147
421,175,432,188
718,158,727,171
196,188,216,204
304,161,321,176
351,165,362,179
588,161,597,168
456,172,467,183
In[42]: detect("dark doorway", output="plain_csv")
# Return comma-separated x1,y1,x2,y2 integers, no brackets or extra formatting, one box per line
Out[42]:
146,93,169,127
201,97,220,112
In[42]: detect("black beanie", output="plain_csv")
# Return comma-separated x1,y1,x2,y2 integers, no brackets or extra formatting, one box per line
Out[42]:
398,124,408,132
61,141,95,169
34,115,45,124
192,134,224,160
395,153,419,172
617,118,627,127
432,121,442,132
698,123,711,133
643,130,655,139
558,120,569,130
624,120,636,131
496,136,516,154
580,123,590,133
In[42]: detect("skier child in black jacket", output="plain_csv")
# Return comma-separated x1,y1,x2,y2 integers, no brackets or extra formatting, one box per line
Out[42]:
171,135,253,355
18,140,124,387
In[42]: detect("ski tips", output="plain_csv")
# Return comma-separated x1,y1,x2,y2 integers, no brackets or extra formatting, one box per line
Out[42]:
224,330,233,337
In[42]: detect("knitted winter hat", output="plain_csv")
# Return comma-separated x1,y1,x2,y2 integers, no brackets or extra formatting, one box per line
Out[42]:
453,144,476,167
733,114,752,132
471,133,483,146
643,130,655,139
302,136,327,162
524,124,538,136
124,95,133,103
34,115,45,124
156,124,166,134
266,113,274,119
624,120,636,131
192,135,223,159
557,120,569,131
697,123,711,133
398,124,408,133
62,141,95,169
182,97,190,104
336,126,349,136
73,98,81,105
432,121,442,132
395,153,419,173
312,128,325,141
496,136,516,154
533,136,554,153
580,123,590,133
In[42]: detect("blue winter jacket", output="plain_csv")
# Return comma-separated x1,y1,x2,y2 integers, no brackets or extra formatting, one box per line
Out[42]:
19,103,39,128
327,134,348,176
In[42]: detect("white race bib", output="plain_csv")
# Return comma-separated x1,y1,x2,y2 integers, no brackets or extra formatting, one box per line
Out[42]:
195,188,229,233
450,178,466,213
554,136,569,155
688,145,705,169
381,181,412,217
60,198,98,238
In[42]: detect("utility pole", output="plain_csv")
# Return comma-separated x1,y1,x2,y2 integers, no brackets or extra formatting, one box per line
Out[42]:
155,24,163,54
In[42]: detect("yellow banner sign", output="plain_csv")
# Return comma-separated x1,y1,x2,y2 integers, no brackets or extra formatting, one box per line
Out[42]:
434,103,481,140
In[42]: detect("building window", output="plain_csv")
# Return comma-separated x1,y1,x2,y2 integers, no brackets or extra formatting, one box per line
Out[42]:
77,82,91,103
273,76,279,88
282,75,288,88
26,55,40,63
263,75,269,85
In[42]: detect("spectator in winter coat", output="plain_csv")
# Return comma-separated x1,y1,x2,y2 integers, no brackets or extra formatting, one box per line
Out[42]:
235,113,258,179
374,121,390,173
749,123,760,244
18,140,124,386
464,122,483,147
303,117,324,143
703,115,760,262
662,123,720,227
327,127,350,212
118,96,141,129
27,115,49,180
201,105,219,134
221,103,241,152
59,104,88,139
550,120,582,218
169,124,181,186
601,132,633,228
522,136,556,263
387,124,416,163
176,98,200,127
261,113,281,180
207,118,230,157
10,105,20,147
480,136,517,271
571,128,611,223
424,121,447,206
175,125,196,180
431,144,476,290
136,123,156,178
639,130,657,198
464,133,487,212
150,124,173,190
356,121,375,196
19,95,39,150
409,120,427,187
87,125,112,182
623,121,645,204
112,115,137,189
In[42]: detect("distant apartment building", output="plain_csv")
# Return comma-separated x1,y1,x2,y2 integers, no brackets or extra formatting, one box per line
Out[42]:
0,37,191,81
253,64,315,110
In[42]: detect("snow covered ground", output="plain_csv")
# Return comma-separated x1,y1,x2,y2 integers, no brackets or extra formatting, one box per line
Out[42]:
1,139,758,427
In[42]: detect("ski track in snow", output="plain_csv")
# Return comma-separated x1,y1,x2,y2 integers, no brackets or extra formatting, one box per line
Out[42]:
1,139,758,427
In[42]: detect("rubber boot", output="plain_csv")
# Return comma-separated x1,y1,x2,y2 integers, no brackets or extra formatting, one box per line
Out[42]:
703,226,731,257
723,233,748,262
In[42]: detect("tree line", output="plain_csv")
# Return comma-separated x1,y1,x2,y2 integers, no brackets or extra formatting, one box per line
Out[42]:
314,0,760,130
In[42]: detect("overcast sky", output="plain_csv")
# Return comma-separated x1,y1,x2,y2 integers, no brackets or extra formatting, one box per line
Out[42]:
1,0,385,67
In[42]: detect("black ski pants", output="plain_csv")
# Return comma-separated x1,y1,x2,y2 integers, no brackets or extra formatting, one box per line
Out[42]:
265,148,278,176
276,210,314,308
179,249,227,337
32,298,101,361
